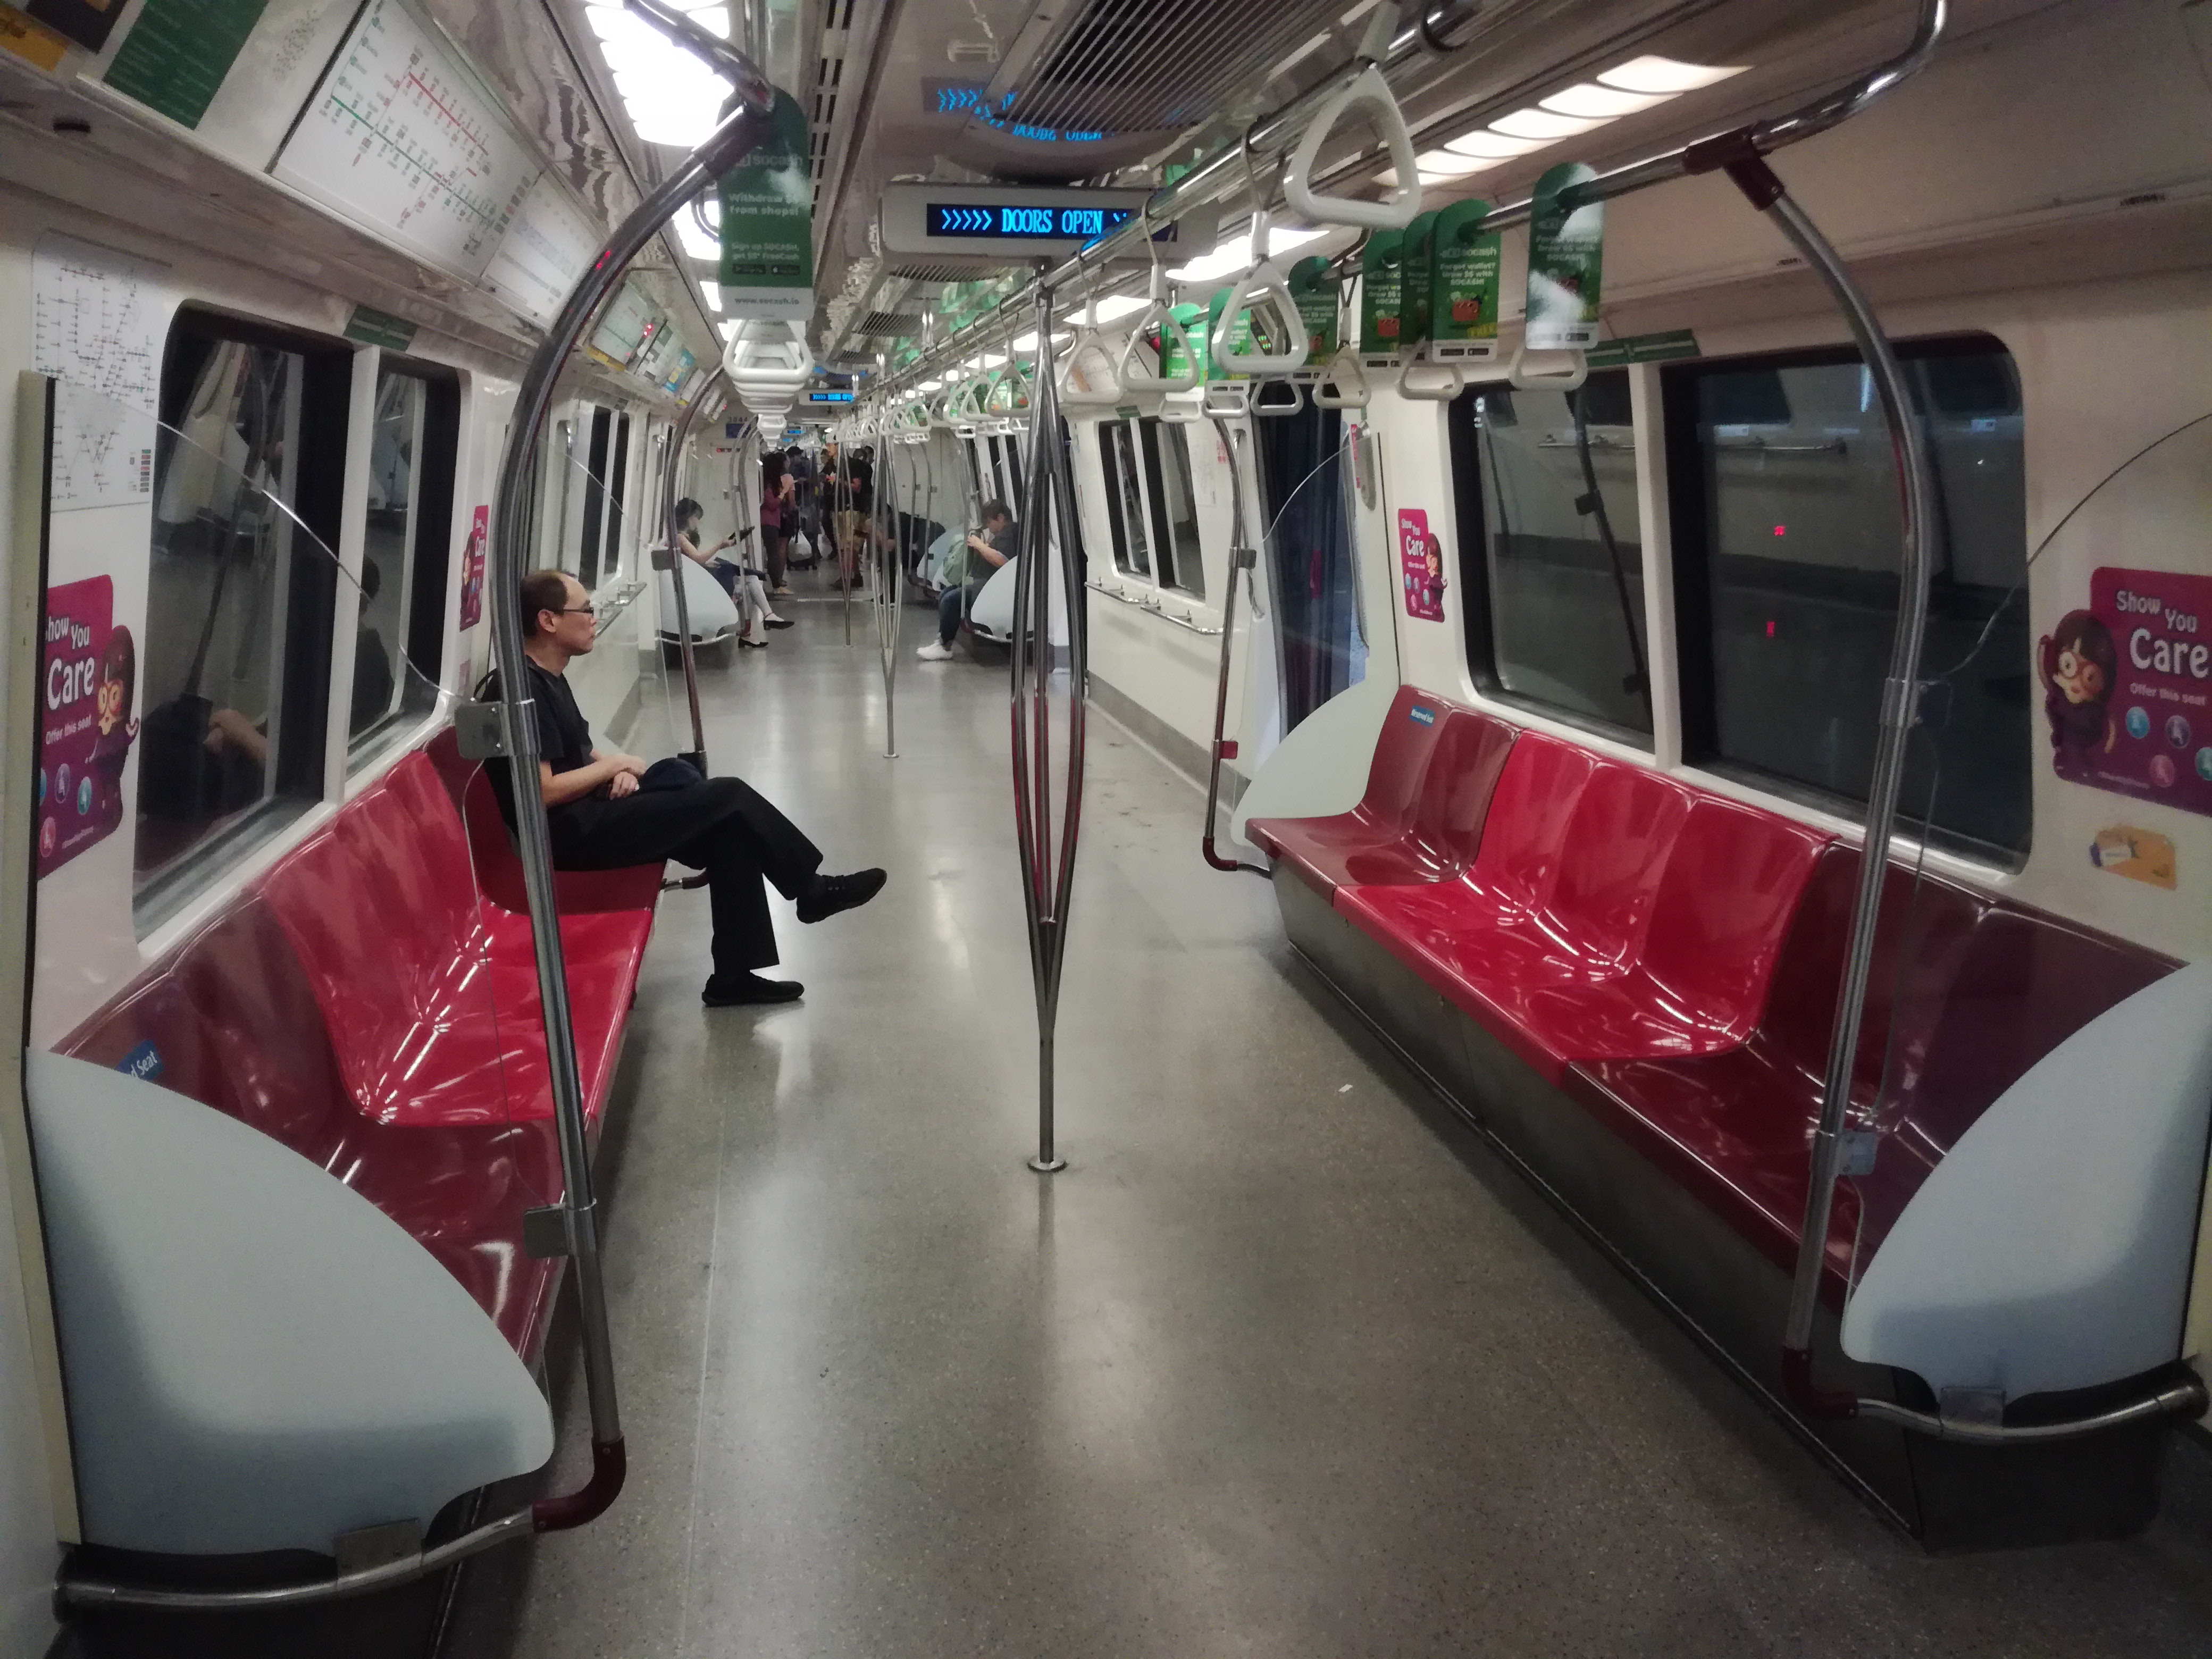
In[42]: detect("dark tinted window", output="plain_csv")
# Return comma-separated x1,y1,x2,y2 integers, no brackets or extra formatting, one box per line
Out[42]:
1665,336,2030,862
1139,418,1204,598
351,361,457,758
137,313,348,919
1447,369,1651,742
1098,420,1151,579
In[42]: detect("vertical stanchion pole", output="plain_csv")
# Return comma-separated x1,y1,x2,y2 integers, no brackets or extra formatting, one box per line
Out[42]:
876,421,902,758
1009,272,1088,1174
659,369,725,772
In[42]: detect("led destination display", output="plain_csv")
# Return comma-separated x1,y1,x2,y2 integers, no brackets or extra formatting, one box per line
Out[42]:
925,203,1135,240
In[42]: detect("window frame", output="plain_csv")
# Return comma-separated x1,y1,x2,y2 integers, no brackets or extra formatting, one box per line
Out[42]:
1444,371,1656,753
1661,331,2031,868
1096,418,1153,581
1136,417,1206,600
132,307,354,933
346,355,459,769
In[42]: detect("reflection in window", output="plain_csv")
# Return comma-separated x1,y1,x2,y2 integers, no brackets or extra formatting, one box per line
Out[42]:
351,364,455,759
1668,337,2030,861
1140,419,1205,598
1098,420,1152,579
1255,403,1363,732
137,325,340,907
1448,370,1651,740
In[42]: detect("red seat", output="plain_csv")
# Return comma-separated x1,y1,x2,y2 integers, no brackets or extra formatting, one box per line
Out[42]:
1247,687,1515,893
258,749,653,1128
1339,734,1830,1083
1563,847,2177,1295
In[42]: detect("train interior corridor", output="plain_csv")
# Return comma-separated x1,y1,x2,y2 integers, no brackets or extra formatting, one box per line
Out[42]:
415,610,2212,1658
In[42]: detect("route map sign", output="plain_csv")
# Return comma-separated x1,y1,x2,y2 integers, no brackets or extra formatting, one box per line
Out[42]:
31,233,172,514
273,0,538,279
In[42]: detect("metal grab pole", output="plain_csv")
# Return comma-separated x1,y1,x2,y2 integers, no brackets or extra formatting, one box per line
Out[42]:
1009,275,1089,1174
1201,417,1271,877
493,91,768,1530
660,367,727,770
875,429,902,758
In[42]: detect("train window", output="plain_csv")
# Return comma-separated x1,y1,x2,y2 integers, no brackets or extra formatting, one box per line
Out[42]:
577,407,612,589
1097,420,1153,580
601,413,633,585
1446,370,1653,744
349,361,457,760
1665,336,2031,863
1139,420,1205,599
135,313,350,922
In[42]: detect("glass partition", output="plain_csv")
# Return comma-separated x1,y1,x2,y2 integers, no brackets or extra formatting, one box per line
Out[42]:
1254,403,1363,732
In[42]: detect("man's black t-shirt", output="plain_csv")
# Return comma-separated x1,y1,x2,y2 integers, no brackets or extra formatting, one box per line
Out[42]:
487,657,594,828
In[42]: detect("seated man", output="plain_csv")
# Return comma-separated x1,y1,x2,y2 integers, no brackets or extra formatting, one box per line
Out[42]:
916,500,1019,661
492,569,884,1006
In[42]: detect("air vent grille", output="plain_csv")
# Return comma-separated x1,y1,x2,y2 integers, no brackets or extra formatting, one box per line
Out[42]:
854,311,925,336
1004,0,1347,135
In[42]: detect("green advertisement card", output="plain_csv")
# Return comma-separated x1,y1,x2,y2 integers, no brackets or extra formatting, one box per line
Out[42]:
1526,161,1604,352
1430,198,1501,362
1288,256,1338,367
718,88,814,322
1360,230,1403,366
1399,210,1437,355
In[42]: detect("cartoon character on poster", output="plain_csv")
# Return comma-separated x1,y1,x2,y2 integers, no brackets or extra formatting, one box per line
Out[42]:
2040,568,2212,818
2038,609,2117,769
458,505,488,630
1397,508,1446,622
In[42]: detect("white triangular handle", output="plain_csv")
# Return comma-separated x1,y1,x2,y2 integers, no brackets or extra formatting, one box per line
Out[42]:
1284,63,1422,231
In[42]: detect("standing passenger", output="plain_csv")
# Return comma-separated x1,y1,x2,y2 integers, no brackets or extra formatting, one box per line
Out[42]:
493,569,882,1004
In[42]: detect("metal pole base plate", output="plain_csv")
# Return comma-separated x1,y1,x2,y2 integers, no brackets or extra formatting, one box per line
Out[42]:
1027,1155,1067,1174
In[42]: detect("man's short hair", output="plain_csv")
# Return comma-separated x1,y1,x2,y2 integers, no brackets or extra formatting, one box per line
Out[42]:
981,499,1012,523
521,568,571,635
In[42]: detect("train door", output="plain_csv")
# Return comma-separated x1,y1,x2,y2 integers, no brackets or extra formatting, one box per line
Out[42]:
1253,403,1362,732
576,406,613,591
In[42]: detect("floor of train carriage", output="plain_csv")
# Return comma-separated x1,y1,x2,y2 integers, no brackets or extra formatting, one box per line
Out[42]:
441,577,2212,1659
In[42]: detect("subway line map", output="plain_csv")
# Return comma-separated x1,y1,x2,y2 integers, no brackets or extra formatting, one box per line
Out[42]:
31,234,174,513
272,0,539,279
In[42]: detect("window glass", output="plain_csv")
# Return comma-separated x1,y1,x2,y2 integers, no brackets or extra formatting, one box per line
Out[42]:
577,406,611,588
350,363,455,757
1140,418,1205,598
1002,436,1026,517
137,323,342,911
1668,337,2030,861
1098,420,1152,579
1448,370,1651,740
600,413,632,586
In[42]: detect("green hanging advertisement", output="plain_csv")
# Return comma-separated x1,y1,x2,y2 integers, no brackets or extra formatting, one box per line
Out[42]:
718,88,814,323
1526,162,1605,352
1430,199,1502,363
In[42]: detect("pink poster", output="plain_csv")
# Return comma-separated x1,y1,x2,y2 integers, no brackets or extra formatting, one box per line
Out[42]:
1397,508,1446,622
2041,566,2212,818
458,505,488,630
39,576,135,879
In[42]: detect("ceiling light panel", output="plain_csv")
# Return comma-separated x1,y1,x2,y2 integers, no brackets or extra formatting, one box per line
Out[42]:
1443,128,1549,160
1414,148,1499,178
1597,55,1747,94
1540,82,1672,120
1488,106,1605,141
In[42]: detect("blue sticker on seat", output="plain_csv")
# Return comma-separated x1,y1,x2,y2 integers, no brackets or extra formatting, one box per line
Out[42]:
116,1041,162,1082
1409,705,1436,725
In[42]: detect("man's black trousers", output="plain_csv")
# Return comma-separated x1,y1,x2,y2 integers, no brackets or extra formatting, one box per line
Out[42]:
548,778,822,974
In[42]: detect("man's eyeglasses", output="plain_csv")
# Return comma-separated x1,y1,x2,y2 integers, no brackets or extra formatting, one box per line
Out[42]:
555,604,598,618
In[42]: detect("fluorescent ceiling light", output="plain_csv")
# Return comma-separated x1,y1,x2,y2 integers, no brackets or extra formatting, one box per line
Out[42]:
1413,148,1499,179
1487,106,1605,141
919,379,944,391
698,280,722,313
1442,128,1548,160
589,1,737,150
1010,330,1073,351
1167,223,1323,284
1091,294,1151,322
1540,82,1672,119
1598,55,1747,94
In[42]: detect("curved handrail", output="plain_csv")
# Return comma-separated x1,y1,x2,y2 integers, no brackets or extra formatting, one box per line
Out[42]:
1283,62,1421,231
1085,579,1224,636
1200,416,1271,875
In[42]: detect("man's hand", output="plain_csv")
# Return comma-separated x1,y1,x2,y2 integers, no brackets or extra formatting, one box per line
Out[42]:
608,770,641,799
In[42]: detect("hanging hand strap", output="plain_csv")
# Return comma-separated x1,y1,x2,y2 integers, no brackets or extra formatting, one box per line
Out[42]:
1284,60,1423,231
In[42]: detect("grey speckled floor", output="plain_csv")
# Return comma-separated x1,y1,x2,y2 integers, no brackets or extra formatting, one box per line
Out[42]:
442,592,2212,1659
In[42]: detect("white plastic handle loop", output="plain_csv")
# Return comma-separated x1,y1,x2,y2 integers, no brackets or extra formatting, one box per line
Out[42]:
1283,62,1422,232
1058,292,1125,410
1507,342,1589,391
1158,386,1206,424
1398,357,1466,401
1117,305,1198,393
1312,345,1371,410
1252,376,1306,417
1202,381,1251,418
1212,213,1311,379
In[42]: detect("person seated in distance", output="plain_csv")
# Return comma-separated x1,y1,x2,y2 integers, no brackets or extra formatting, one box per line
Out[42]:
917,500,1019,661
491,569,884,1006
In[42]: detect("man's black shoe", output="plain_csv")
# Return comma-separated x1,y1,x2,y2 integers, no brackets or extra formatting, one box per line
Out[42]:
702,971,805,1006
797,868,886,924
764,616,796,629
